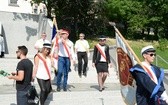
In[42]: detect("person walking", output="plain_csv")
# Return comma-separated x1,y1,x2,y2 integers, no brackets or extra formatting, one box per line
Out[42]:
92,35,112,92
34,32,50,52
130,45,168,105
56,28,75,92
33,42,53,105
0,35,5,58
7,45,33,105
75,33,90,77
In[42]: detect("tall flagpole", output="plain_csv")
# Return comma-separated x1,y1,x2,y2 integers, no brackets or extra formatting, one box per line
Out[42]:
53,15,58,32
109,22,143,66
51,16,59,56
109,22,156,85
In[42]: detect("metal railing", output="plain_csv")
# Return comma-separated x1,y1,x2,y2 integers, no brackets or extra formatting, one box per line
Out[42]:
155,55,168,66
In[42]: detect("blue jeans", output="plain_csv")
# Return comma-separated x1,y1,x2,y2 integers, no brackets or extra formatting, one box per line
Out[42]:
57,56,70,88
17,90,28,105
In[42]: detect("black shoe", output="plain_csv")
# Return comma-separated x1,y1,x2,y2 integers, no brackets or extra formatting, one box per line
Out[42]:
99,87,104,92
99,88,103,92
83,73,87,77
63,88,67,91
57,87,61,92
102,87,105,90
78,73,82,78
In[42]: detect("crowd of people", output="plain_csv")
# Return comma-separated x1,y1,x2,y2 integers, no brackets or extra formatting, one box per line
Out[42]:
6,28,112,105
5,27,168,105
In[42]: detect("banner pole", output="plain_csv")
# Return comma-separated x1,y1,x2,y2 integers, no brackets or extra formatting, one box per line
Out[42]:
109,22,142,65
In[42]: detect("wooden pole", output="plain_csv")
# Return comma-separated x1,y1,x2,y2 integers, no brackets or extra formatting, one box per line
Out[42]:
109,22,143,66
109,22,155,83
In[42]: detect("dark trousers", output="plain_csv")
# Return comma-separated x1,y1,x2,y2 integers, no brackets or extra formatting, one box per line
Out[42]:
77,52,88,75
37,79,51,105
0,52,4,58
17,90,28,105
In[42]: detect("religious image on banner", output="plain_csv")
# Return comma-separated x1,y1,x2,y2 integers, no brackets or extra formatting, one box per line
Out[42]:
117,48,133,86
116,31,137,105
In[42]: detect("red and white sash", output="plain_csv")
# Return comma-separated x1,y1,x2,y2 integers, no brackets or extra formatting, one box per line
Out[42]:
96,44,106,60
37,54,51,80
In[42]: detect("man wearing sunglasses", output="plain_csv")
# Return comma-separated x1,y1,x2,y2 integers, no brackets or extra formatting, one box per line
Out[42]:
7,46,33,105
130,45,168,105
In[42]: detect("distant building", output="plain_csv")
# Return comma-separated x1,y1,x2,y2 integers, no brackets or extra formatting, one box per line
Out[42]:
0,0,47,15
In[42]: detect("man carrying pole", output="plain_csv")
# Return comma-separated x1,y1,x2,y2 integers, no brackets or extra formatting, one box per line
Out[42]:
130,45,168,105
109,22,168,105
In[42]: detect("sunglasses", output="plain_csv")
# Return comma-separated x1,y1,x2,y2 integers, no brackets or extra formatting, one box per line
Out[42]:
99,39,106,41
147,53,156,57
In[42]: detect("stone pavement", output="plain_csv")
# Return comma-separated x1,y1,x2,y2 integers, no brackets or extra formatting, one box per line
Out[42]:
0,90,124,105
0,54,126,105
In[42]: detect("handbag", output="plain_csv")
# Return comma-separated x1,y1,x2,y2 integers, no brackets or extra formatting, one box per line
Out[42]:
27,85,39,105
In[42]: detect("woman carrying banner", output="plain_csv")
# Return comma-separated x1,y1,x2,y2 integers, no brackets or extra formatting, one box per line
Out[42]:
92,35,112,92
33,42,54,105
130,45,168,105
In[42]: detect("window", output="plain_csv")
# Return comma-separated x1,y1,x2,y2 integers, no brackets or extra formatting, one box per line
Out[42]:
9,0,19,7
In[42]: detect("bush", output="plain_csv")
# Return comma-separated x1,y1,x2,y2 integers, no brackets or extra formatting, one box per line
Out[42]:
158,38,168,50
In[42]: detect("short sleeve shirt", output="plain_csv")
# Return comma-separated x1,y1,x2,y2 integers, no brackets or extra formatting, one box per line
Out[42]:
16,59,33,91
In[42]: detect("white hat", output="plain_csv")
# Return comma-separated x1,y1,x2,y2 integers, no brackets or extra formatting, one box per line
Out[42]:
141,45,155,55
43,42,51,48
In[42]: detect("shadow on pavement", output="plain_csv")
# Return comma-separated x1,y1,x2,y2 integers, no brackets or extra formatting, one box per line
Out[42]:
10,103,16,105
90,85,99,91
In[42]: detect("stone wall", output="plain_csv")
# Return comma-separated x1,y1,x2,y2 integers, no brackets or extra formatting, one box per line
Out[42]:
0,11,52,56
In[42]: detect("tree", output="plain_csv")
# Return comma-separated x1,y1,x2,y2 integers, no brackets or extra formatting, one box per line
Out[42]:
32,0,109,40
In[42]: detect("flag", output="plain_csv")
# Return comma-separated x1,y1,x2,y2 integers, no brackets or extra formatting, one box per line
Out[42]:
51,16,59,70
51,17,57,41
51,16,58,57
115,31,137,105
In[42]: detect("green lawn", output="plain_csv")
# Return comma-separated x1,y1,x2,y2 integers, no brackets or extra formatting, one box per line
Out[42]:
88,38,168,69
130,40,168,69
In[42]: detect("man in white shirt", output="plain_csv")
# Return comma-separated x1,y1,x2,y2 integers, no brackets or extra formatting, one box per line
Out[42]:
56,28,75,92
75,33,90,77
34,32,50,52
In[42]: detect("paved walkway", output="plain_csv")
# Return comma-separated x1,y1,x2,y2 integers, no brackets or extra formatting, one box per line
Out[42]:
0,90,124,105
1,54,168,105
0,55,126,105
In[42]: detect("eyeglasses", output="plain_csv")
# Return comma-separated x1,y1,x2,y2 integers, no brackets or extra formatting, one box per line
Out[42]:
99,39,106,41
79,36,84,37
147,53,156,57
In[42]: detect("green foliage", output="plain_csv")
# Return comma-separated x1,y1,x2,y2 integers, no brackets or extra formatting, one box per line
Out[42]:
32,0,168,41
130,40,168,69
105,0,168,40
158,38,168,50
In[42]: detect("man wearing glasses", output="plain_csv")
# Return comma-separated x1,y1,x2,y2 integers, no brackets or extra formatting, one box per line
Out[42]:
75,33,90,77
7,46,33,105
130,45,168,105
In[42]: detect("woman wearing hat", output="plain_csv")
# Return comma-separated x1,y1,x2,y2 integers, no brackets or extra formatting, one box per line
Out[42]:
92,35,112,92
130,45,168,105
33,42,54,105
